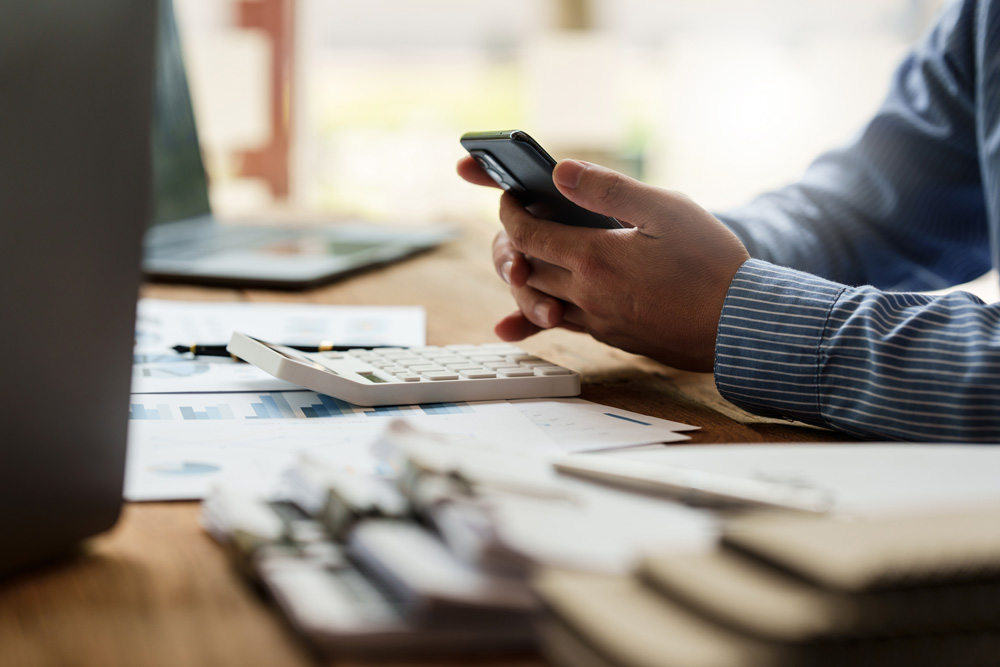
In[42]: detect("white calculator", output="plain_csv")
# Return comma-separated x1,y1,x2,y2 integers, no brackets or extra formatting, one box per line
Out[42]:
227,332,580,406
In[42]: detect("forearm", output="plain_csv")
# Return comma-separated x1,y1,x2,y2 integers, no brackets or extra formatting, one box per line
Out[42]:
715,259,1000,441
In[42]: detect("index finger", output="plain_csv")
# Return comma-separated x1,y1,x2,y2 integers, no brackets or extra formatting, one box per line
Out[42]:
499,193,602,271
457,155,501,188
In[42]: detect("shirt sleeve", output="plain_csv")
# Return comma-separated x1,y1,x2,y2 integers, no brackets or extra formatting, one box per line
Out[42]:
716,0,990,292
715,259,1000,442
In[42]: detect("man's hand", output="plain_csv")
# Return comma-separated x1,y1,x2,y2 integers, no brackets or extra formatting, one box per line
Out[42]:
457,155,749,372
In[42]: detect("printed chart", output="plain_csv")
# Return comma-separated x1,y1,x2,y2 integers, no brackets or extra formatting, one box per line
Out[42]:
128,391,475,421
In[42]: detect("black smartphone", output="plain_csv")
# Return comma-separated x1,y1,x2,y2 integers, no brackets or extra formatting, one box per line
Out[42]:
460,130,623,229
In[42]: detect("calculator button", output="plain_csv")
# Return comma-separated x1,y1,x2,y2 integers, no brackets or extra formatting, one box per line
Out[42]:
351,354,380,362
423,371,460,380
445,344,478,351
445,362,480,371
505,352,535,362
535,365,573,375
396,358,429,367
517,359,550,368
420,351,454,360
484,361,519,370
409,364,445,373
396,373,422,382
498,368,535,377
432,355,468,365
467,354,505,363
460,370,497,379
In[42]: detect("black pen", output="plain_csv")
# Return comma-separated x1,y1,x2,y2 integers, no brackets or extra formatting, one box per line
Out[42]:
172,342,390,358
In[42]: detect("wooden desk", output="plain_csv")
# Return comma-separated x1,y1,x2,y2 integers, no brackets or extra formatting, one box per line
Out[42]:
0,221,850,667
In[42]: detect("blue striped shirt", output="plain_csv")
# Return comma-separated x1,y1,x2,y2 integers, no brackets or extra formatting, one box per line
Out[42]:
714,0,1000,441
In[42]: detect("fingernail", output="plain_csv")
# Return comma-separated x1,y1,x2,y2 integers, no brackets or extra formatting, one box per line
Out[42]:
554,160,586,190
500,261,513,284
533,301,552,327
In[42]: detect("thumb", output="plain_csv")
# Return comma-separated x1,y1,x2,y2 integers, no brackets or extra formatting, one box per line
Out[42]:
552,159,667,227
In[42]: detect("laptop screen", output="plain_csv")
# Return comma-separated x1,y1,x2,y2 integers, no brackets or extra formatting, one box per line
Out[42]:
151,0,212,227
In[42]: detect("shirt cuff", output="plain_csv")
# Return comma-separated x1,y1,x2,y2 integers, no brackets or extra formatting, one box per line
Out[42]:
714,259,849,425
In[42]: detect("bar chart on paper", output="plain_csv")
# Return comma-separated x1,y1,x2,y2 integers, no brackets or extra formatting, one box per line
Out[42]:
128,391,476,421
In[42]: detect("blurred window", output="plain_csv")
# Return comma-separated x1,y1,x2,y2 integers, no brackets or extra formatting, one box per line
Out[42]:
177,0,948,219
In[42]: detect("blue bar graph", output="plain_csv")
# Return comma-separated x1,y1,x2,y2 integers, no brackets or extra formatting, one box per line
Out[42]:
129,403,172,420
178,404,236,420
364,405,413,417
302,394,355,419
128,394,477,422
247,393,296,419
419,402,473,416
130,404,152,420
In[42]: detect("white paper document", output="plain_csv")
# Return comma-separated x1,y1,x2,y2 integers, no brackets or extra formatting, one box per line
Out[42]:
132,299,426,393
131,358,303,394
609,443,1000,518
125,393,693,501
509,398,698,452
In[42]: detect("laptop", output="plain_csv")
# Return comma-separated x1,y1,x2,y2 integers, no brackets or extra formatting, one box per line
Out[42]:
144,0,455,290
0,0,155,574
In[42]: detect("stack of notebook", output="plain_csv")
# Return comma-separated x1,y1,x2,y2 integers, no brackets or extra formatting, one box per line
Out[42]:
534,508,1000,667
